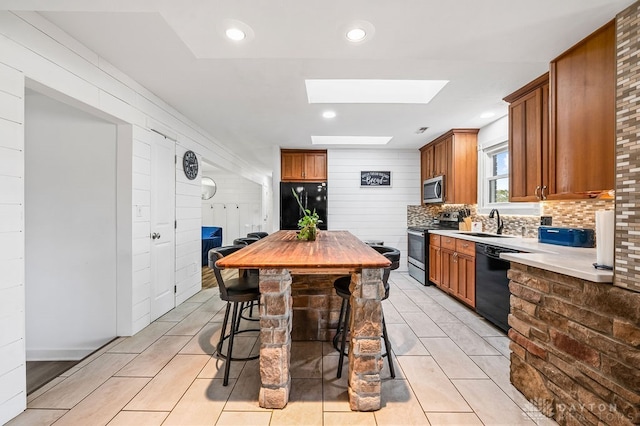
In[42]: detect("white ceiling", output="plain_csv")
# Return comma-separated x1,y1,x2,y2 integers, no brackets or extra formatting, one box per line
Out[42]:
3,0,635,174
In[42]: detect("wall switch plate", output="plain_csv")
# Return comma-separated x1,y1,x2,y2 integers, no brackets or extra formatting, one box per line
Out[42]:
541,216,552,226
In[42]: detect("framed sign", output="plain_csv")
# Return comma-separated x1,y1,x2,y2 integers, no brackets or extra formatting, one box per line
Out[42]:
361,171,391,187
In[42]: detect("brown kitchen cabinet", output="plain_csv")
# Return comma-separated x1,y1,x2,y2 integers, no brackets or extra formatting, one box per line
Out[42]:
419,129,478,205
433,137,451,179
437,236,476,308
428,234,441,286
549,20,615,198
439,235,456,293
504,20,615,201
504,73,549,202
454,239,475,307
420,144,435,183
281,149,327,181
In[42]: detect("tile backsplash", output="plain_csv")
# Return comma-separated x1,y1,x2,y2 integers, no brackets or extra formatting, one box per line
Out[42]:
615,3,640,293
407,199,614,238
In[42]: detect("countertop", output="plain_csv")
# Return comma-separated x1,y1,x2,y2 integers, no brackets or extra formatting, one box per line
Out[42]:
427,229,613,283
215,230,390,272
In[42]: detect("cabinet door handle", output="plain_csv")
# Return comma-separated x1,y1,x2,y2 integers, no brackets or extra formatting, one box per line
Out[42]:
542,185,547,200
535,185,541,200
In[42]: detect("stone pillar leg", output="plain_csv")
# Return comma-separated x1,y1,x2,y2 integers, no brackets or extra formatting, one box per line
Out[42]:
347,268,384,411
258,268,292,409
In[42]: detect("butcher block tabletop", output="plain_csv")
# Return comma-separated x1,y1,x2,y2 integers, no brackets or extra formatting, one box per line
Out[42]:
215,230,391,272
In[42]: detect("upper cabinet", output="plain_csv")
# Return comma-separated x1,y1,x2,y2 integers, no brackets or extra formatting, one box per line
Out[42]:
549,20,615,198
504,73,549,202
420,144,435,182
281,149,327,181
420,129,478,205
504,20,615,201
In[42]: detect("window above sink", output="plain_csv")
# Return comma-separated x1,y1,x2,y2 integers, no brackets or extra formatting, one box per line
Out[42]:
477,117,540,216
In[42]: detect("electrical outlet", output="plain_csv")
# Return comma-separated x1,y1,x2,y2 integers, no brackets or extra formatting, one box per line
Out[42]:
540,216,552,226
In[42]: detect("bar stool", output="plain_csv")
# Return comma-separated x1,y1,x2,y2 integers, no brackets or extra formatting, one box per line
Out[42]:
233,236,259,246
208,245,261,386
333,245,400,379
247,232,269,239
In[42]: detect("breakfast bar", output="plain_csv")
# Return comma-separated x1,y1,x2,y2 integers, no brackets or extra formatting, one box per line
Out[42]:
215,230,391,411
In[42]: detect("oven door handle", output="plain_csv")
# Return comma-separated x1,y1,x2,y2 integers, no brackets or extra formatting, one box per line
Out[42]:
408,230,424,237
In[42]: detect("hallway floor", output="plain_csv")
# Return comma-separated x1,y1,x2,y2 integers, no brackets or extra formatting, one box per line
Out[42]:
9,272,556,426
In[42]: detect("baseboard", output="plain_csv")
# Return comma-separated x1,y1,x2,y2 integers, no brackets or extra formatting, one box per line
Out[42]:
26,348,94,362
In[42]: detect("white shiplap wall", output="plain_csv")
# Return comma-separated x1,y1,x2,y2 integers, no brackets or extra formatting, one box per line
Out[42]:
0,11,270,423
201,170,263,245
327,149,420,271
0,63,26,423
175,144,203,305
130,126,153,333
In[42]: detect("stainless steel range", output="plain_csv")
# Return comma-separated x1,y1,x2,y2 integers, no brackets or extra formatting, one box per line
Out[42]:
407,212,460,285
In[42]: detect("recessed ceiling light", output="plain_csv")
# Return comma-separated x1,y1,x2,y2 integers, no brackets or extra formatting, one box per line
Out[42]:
305,79,449,104
225,28,246,41
480,111,495,119
322,111,336,119
342,20,375,44
311,136,392,145
220,19,254,43
346,28,366,42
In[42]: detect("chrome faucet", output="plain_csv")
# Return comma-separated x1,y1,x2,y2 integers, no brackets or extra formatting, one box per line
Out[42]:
489,209,504,235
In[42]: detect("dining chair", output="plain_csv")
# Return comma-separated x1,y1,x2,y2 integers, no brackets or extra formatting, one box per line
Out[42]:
208,245,261,386
333,245,400,379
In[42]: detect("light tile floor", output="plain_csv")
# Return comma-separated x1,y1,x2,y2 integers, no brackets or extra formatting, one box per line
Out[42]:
9,272,558,426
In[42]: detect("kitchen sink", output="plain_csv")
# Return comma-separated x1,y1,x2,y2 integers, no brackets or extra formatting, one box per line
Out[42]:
457,232,513,238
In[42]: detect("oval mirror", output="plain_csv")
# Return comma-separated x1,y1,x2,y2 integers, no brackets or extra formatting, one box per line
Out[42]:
201,177,217,200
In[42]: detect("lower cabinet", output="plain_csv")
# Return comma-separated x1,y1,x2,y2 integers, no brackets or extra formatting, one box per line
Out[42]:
432,235,476,308
428,234,442,286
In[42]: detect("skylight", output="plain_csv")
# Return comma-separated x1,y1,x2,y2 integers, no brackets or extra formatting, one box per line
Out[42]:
311,136,392,145
305,79,448,104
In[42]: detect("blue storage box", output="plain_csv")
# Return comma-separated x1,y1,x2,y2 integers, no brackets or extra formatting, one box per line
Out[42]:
538,226,595,248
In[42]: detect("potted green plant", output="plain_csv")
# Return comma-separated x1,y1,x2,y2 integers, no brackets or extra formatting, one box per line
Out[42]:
291,188,322,241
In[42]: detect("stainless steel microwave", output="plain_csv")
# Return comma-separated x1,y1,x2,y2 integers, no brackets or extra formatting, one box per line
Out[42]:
423,175,444,203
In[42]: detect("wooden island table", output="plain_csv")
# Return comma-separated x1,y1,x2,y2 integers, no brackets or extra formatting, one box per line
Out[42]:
215,230,391,411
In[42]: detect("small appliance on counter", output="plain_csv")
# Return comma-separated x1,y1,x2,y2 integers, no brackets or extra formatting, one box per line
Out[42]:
538,226,595,248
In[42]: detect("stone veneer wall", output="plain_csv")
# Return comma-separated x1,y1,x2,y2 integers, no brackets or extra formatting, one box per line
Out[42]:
508,263,640,425
291,274,345,341
408,199,614,239
615,2,640,293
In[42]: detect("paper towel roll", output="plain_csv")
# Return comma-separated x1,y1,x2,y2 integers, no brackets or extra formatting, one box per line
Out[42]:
595,210,615,267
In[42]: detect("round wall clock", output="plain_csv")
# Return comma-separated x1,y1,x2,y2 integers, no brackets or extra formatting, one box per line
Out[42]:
183,150,198,180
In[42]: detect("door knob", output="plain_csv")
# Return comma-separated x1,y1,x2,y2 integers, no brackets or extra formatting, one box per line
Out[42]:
151,232,160,240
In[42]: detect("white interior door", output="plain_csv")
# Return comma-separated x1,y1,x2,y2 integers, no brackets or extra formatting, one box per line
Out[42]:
150,132,176,321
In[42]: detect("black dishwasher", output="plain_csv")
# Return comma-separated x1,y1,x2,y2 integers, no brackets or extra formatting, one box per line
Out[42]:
475,243,520,333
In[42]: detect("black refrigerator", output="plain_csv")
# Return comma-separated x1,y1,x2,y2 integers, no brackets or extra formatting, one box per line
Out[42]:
280,182,328,230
